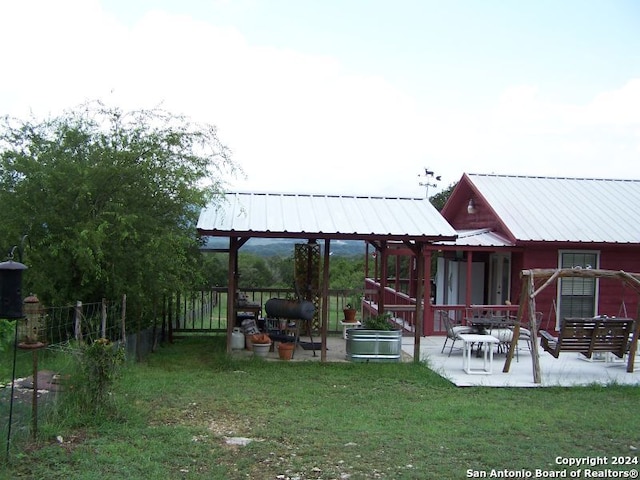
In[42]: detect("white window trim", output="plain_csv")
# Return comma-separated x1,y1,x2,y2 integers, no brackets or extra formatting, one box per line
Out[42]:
555,250,601,330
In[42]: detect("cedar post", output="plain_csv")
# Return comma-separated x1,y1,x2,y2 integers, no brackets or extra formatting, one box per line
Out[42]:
74,301,83,344
101,298,107,339
528,278,542,384
504,278,529,372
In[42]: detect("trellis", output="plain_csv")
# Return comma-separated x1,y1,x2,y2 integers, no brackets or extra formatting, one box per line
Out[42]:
294,242,321,331
503,268,640,383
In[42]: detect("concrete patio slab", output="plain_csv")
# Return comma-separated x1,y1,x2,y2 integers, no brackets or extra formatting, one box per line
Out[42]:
404,336,640,387
231,334,640,387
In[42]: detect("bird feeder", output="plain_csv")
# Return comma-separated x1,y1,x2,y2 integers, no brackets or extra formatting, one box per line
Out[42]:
0,259,27,319
21,294,44,346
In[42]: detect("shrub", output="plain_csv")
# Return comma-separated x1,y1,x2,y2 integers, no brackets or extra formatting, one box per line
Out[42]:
0,319,15,352
363,313,393,330
79,338,125,410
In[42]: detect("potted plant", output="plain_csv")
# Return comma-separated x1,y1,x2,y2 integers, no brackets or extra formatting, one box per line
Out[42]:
250,333,272,358
277,341,295,360
345,313,402,362
362,313,393,331
342,293,361,323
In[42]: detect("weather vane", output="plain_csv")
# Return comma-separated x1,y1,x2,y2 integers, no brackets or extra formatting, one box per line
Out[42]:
418,168,441,198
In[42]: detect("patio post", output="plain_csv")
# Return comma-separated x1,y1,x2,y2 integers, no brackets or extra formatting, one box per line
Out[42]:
321,239,330,362
226,237,238,354
413,242,425,363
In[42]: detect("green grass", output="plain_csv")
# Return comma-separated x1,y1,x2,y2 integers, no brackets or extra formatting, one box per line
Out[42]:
3,336,640,479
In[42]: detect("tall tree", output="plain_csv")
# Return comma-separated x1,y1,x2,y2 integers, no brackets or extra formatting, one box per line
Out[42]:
0,102,239,325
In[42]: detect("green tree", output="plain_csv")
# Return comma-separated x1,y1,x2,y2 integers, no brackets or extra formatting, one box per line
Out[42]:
0,102,239,326
329,256,365,290
267,255,294,288
429,182,456,211
237,253,275,288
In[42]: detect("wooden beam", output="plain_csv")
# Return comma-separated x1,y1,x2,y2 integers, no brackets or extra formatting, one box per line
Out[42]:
619,271,640,296
523,268,640,283
531,269,561,299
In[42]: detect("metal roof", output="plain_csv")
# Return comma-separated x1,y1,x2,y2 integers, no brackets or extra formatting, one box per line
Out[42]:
435,228,514,248
468,174,640,243
197,192,458,241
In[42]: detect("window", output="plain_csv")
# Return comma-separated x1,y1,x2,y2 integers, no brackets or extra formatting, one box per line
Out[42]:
557,251,599,326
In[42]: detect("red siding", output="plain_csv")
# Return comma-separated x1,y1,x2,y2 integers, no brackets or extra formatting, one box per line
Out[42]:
517,244,640,332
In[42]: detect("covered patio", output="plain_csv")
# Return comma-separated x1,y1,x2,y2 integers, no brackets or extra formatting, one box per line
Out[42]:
197,191,457,361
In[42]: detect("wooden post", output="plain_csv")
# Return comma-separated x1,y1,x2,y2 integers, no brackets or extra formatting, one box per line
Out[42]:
321,239,330,362
503,277,529,373
31,349,38,441
227,237,238,354
465,251,473,307
528,278,542,384
379,241,387,314
423,249,433,336
413,243,425,363
74,301,82,343
627,301,640,373
101,298,107,339
121,294,127,346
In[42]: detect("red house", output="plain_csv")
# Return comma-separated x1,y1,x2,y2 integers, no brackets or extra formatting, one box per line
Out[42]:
435,173,640,332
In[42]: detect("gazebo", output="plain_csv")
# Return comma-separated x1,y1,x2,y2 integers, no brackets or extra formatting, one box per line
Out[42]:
196,192,457,361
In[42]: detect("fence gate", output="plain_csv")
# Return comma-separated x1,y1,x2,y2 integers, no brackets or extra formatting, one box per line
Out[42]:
168,290,224,337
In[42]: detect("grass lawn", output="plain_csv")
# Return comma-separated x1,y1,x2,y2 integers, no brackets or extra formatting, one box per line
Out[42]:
3,336,640,479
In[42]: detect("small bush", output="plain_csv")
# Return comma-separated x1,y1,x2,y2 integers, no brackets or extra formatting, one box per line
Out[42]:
363,313,393,330
0,319,15,352
79,338,125,411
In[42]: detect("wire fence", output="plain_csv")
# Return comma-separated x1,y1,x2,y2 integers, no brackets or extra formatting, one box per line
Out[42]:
1,296,131,462
43,297,126,351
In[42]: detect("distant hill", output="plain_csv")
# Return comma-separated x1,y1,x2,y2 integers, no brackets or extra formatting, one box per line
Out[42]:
202,237,366,257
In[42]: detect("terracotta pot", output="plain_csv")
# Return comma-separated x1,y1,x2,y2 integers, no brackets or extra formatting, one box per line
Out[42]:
278,342,295,360
343,308,357,322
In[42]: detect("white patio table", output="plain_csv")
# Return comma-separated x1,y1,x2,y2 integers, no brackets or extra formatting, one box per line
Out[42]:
458,333,500,375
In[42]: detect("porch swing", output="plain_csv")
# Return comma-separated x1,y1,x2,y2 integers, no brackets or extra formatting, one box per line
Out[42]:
502,268,640,384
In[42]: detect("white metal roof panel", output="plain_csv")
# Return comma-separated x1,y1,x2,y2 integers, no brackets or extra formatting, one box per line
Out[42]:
468,174,640,243
436,229,514,247
197,192,458,240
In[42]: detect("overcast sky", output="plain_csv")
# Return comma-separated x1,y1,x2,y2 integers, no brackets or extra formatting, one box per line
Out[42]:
1,0,639,197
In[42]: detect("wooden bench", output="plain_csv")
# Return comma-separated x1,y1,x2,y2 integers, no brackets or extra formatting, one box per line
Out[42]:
540,317,634,361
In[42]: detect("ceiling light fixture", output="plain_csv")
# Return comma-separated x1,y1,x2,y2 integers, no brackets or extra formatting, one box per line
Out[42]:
467,198,477,215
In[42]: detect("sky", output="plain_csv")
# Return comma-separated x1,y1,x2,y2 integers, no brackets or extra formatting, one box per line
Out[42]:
1,0,639,197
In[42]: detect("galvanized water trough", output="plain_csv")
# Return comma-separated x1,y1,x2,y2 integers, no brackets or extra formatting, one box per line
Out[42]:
345,329,402,362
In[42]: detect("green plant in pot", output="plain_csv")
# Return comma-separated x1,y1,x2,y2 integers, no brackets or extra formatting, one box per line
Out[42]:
363,313,393,331
346,312,401,362
343,293,361,323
